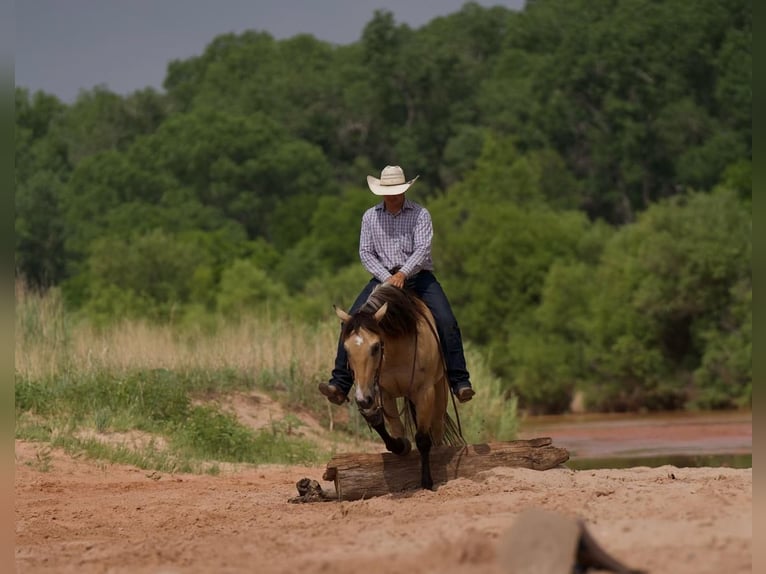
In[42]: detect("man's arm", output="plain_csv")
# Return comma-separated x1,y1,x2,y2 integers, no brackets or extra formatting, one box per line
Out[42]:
359,211,391,282
398,208,433,278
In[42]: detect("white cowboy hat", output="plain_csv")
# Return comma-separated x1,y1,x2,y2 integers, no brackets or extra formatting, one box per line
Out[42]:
366,165,419,196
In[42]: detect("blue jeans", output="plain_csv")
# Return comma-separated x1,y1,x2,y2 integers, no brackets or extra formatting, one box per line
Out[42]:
329,271,471,395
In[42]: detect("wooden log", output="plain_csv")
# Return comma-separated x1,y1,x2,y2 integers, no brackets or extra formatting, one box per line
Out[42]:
323,437,569,501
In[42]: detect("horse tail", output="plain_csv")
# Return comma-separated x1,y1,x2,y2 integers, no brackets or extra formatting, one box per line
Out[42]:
401,398,417,443
442,411,466,447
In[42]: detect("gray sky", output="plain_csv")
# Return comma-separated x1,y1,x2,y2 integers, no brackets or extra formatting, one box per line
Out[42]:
15,0,525,102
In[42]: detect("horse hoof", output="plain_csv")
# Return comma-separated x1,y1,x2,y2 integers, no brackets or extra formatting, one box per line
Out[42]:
392,438,411,456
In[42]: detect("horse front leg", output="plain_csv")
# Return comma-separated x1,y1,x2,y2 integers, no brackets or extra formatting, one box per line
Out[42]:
381,394,411,456
358,399,410,456
369,418,411,456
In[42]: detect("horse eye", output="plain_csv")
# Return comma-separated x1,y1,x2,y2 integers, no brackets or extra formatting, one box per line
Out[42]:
370,342,380,355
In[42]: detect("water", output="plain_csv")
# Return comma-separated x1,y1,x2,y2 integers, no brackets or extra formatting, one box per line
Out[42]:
567,453,752,471
517,410,752,470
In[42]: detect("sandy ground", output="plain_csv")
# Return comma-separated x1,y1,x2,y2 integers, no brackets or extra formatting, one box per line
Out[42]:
15,437,751,574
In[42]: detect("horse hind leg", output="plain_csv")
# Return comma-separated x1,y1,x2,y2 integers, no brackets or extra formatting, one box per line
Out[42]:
429,377,448,446
415,430,433,490
413,387,436,490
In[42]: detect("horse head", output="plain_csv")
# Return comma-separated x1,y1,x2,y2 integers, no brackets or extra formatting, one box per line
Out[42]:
335,303,388,415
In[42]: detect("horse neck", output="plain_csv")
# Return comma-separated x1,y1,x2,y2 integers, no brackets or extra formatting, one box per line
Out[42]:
380,316,442,382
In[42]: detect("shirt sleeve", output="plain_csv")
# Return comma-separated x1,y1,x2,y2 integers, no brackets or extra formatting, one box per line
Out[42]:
399,208,433,278
359,210,391,282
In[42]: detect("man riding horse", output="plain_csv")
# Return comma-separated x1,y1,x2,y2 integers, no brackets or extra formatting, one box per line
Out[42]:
319,165,475,405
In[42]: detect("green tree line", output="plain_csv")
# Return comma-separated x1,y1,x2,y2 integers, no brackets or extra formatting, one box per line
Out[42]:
15,0,751,413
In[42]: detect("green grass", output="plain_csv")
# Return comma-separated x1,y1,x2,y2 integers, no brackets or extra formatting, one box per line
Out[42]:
15,368,321,469
458,345,519,444
25,445,53,472
171,405,318,464
15,354,519,472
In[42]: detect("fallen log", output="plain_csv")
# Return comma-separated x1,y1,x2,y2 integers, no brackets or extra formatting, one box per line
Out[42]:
323,437,569,501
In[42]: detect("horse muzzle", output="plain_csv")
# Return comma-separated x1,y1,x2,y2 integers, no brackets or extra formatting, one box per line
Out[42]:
356,396,383,426
356,395,375,410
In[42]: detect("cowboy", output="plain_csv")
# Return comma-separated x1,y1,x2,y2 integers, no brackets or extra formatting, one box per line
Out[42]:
319,165,475,405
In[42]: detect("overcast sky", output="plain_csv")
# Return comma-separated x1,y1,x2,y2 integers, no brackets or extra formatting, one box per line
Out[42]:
15,0,525,102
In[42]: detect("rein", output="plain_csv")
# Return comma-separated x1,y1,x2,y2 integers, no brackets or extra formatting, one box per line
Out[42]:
372,340,385,411
359,328,417,423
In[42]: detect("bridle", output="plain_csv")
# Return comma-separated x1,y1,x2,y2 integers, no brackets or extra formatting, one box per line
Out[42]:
355,338,386,423
355,330,418,426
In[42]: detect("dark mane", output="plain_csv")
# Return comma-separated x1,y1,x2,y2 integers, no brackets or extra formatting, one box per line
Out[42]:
341,283,421,341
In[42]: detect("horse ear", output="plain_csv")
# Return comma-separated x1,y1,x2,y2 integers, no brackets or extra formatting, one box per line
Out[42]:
373,302,388,323
334,305,351,322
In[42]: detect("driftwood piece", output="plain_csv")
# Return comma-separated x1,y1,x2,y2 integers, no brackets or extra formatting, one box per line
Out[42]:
323,437,569,501
288,478,338,503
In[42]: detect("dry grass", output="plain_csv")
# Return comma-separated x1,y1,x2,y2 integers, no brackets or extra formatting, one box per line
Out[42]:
15,282,338,381
15,281,70,379
67,319,336,376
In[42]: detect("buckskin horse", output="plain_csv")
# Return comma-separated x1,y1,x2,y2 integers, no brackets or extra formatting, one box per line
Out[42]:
334,282,462,490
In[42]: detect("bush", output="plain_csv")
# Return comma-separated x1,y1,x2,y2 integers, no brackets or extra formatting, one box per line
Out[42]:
216,259,287,317
581,189,750,411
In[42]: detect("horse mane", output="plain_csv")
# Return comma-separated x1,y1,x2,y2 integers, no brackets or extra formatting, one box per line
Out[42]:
341,283,421,341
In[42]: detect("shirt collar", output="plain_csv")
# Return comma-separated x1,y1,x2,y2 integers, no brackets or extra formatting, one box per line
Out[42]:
375,198,415,212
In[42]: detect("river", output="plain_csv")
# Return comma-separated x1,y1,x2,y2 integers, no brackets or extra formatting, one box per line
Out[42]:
516,409,752,469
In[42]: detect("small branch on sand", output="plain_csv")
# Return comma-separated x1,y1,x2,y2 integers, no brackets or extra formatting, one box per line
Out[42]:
288,478,338,503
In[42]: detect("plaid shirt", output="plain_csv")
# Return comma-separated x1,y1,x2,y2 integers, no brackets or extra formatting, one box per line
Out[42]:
359,198,434,282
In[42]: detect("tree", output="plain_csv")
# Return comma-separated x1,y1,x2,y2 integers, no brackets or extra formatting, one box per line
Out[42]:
583,188,751,410
56,86,145,165
15,171,67,287
15,88,69,287
479,0,751,223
